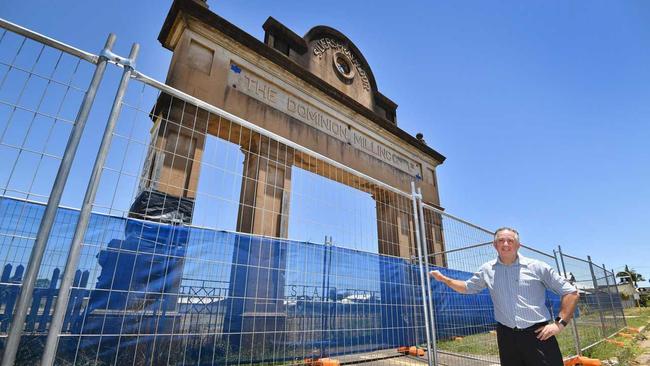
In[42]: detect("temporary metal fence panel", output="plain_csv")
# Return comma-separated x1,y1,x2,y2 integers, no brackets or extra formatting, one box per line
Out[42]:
0,18,112,366
420,204,500,366
556,249,626,354
606,268,626,326
41,69,433,365
589,261,620,337
0,21,94,289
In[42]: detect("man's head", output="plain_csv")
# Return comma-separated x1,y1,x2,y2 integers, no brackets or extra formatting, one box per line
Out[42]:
493,227,520,263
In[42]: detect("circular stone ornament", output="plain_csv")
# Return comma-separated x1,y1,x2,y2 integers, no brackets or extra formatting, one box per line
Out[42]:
332,51,355,81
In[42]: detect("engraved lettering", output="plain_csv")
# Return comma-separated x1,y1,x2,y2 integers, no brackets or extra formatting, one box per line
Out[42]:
268,88,278,104
311,38,371,91
229,64,421,176
297,104,307,118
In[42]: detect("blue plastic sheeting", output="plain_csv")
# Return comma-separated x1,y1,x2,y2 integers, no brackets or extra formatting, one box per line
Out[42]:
428,267,496,339
0,198,607,365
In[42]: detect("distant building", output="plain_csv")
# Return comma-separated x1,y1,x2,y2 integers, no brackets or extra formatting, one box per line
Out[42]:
617,282,639,308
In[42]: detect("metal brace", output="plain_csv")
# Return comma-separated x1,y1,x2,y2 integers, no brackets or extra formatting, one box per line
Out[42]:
100,48,136,69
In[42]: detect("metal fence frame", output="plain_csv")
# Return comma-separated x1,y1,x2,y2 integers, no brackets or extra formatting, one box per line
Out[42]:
0,17,633,366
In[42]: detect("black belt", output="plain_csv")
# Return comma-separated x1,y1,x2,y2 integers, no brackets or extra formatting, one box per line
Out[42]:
497,321,549,332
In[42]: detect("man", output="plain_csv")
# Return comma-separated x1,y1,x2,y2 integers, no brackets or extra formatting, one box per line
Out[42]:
430,227,579,366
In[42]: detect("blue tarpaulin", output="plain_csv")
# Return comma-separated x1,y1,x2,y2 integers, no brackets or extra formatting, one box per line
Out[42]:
0,198,585,365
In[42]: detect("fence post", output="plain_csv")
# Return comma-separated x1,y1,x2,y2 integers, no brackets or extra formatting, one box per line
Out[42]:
39,43,139,366
601,264,619,331
416,187,438,366
557,245,582,357
552,249,561,274
587,256,607,337
1,34,115,366
609,269,628,327
410,182,433,366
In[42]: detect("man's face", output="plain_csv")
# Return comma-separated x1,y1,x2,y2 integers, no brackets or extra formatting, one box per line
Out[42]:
493,230,520,259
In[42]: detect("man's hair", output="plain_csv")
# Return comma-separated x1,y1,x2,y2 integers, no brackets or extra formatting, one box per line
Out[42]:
494,227,520,243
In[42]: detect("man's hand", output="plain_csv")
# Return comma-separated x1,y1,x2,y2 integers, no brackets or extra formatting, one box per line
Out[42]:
429,270,468,293
429,270,447,283
535,322,564,341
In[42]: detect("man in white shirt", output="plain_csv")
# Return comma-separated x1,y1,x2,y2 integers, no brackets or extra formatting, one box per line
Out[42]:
430,227,579,366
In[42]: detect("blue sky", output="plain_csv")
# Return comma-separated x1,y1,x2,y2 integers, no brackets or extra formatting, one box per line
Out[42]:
2,0,649,284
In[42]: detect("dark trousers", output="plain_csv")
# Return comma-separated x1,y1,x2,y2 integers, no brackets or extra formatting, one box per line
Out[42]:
496,322,564,366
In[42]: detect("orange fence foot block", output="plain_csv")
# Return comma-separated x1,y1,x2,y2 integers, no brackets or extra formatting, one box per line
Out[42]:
408,346,425,357
618,332,633,339
453,336,464,341
305,358,340,366
396,346,410,354
605,339,625,347
397,346,425,356
626,327,641,333
319,358,341,366
563,356,601,366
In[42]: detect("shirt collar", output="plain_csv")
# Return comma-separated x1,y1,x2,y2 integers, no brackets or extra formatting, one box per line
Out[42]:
492,253,530,267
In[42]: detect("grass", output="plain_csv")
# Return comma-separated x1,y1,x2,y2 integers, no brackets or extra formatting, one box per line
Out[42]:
625,307,650,328
436,307,650,363
437,332,500,356
580,307,650,365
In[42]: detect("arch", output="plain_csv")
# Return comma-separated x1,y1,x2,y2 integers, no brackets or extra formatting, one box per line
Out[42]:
304,26,379,93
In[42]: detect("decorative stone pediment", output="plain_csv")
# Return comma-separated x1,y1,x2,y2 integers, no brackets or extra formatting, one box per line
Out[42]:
312,37,371,92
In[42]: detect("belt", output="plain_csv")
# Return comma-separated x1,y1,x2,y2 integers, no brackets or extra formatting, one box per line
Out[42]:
497,321,549,332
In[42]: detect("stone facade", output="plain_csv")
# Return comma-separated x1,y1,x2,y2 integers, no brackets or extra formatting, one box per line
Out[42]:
145,0,446,257
132,0,450,351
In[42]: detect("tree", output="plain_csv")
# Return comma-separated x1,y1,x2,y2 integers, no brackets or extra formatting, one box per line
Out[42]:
616,265,645,287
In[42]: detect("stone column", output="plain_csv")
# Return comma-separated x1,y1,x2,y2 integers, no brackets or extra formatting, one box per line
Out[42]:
423,209,446,267
374,190,417,346
226,136,293,358
131,97,208,224
375,190,414,258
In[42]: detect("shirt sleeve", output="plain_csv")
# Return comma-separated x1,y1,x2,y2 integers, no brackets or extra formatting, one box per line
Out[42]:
464,266,488,294
540,262,578,295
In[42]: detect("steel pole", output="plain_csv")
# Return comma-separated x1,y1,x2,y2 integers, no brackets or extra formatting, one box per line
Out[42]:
602,264,619,331
587,256,607,337
549,250,562,319
1,34,115,366
557,246,582,356
552,250,561,274
410,182,433,366
39,43,139,366
416,188,438,366
609,270,627,327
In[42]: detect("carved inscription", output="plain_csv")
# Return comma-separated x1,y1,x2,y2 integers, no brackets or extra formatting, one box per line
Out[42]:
312,38,370,91
228,63,420,176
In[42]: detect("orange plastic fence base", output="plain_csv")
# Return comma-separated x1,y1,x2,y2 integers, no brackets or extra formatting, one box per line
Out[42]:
304,358,340,366
617,332,634,338
605,339,625,347
563,356,602,366
396,346,410,354
626,327,641,333
396,346,425,356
